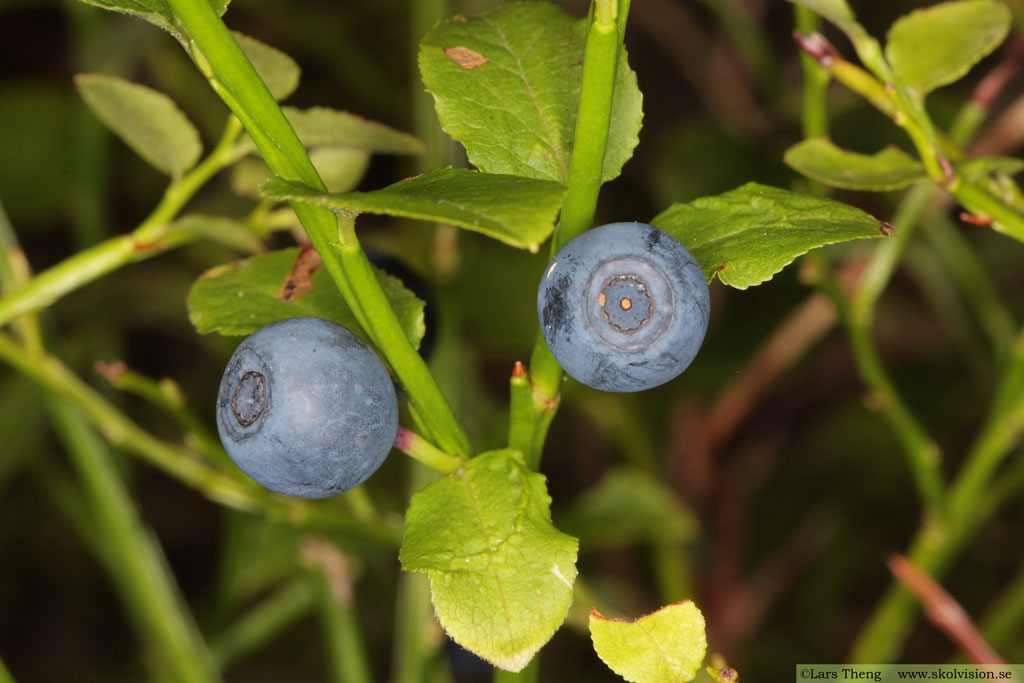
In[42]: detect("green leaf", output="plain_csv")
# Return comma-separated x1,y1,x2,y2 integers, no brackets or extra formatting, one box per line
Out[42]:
784,138,927,191
231,149,370,197
75,74,201,178
187,247,425,346
788,0,868,42
558,470,697,548
262,168,566,252
590,601,707,683
419,1,642,184
75,0,228,49
886,0,1011,97
233,32,300,102
651,182,887,289
400,449,578,671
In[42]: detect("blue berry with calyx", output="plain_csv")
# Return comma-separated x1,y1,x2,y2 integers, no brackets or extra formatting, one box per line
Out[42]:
216,317,397,498
537,222,710,392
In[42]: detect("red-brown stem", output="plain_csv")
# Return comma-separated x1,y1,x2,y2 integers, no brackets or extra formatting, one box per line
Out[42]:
887,553,1004,664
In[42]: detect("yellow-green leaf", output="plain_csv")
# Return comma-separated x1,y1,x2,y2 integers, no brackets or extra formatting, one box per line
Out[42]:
400,450,579,671
784,138,927,191
75,74,201,178
886,0,1011,97
590,601,707,683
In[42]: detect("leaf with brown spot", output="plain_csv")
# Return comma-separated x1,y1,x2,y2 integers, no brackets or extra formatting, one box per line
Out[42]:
419,2,642,184
276,245,323,302
187,248,425,344
444,46,488,69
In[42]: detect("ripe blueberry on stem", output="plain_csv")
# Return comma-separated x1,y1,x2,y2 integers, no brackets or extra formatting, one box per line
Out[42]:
537,222,710,392
216,317,398,498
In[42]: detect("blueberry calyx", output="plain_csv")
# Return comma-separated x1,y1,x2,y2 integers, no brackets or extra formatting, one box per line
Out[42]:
231,371,266,427
599,274,653,334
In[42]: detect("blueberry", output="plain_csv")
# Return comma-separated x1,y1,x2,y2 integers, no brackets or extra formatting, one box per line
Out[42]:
537,222,710,392
216,317,398,498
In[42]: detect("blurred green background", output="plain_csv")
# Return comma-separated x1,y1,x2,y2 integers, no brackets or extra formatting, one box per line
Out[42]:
2,0,1024,681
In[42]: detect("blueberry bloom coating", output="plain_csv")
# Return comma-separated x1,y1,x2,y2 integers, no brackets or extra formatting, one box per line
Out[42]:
537,222,710,392
216,317,398,498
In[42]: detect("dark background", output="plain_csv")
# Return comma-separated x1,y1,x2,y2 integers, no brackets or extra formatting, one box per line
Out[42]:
1,0,1023,680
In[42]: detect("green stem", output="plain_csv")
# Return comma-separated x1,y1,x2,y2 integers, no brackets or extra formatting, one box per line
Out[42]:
795,6,830,140
97,361,230,468
947,332,1024,518
811,266,945,511
850,329,1024,662
519,0,630,468
305,543,373,683
508,362,533,454
0,116,243,329
165,0,470,458
390,572,437,683
209,577,316,668
0,654,13,683
980,560,1024,652
48,398,221,683
551,0,623,252
794,13,946,512
922,215,1016,354
394,426,462,474
851,182,935,320
391,460,445,683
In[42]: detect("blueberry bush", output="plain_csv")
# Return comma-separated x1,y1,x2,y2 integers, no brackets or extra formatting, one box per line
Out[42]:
1,0,1024,681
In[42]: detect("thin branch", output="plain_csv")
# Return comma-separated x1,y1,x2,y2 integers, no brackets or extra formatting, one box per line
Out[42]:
887,554,1004,665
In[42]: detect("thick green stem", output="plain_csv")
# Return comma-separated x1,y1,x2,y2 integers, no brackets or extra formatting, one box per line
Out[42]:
209,577,316,668
551,0,622,252
48,399,221,683
518,0,630,468
165,0,470,458
0,116,243,328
